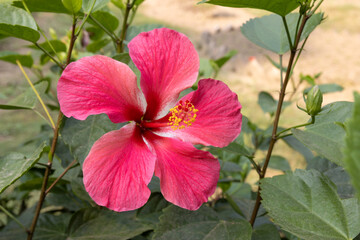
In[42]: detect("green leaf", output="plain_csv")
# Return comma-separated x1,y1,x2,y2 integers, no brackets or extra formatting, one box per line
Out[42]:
136,193,170,226
198,0,299,16
0,51,33,67
267,155,291,172
0,3,40,42
82,0,109,13
292,101,353,166
344,93,360,198
68,208,152,239
61,114,120,165
258,91,291,115
126,24,164,42
86,38,111,52
112,53,131,64
292,123,345,166
213,50,237,69
261,169,360,240
303,83,343,94
281,135,314,162
241,13,323,54
0,142,47,194
307,156,355,199
12,0,69,13
29,39,67,54
252,224,280,240
62,0,82,14
89,11,119,32
221,142,252,157
0,82,48,110
34,213,72,240
153,205,252,240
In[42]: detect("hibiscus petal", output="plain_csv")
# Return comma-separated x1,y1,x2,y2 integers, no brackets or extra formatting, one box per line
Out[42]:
154,79,242,147
128,28,199,120
144,132,220,210
83,123,156,212
58,55,146,123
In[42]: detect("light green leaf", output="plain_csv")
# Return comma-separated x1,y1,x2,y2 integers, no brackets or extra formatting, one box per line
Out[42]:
153,205,252,240
12,0,69,13
62,0,82,14
212,50,237,69
68,208,152,239
343,93,360,198
82,0,109,13
241,13,323,54
198,0,299,16
0,51,33,67
61,114,120,165
0,142,48,194
0,3,40,42
261,169,360,239
0,82,48,110
315,101,353,124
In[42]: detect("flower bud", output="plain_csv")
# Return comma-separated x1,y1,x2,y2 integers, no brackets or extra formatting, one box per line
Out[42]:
306,85,323,116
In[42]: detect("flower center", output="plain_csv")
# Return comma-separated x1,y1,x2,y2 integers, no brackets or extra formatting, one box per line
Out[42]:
168,100,198,130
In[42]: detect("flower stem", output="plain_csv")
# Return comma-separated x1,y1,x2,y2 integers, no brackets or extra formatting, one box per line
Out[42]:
249,13,311,227
46,159,78,195
282,16,293,50
276,116,315,138
0,205,28,232
16,60,55,129
27,19,78,240
117,0,135,53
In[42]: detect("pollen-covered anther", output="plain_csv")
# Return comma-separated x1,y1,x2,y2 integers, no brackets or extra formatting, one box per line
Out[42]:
168,100,198,130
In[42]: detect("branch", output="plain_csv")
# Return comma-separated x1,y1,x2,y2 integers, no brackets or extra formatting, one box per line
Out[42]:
27,18,78,240
46,159,77,195
249,14,311,227
117,0,135,53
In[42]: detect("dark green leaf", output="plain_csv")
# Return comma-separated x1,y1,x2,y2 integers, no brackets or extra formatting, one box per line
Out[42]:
86,38,111,52
304,83,343,94
0,3,40,42
221,142,252,157
71,177,93,203
281,135,314,162
153,205,252,240
68,208,152,239
344,93,360,198
267,155,291,172
29,40,67,54
292,123,345,166
241,13,323,54
219,160,242,173
252,224,280,240
261,169,360,239
12,0,69,13
0,82,48,110
62,0,82,14
257,91,291,115
61,114,119,165
90,11,119,32
198,0,299,16
213,50,237,69
34,213,72,240
0,51,33,67
112,53,131,64
0,142,47,194
82,0,109,13
136,193,170,226
307,156,355,199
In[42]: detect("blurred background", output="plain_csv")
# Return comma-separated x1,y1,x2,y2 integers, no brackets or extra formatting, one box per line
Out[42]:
0,0,359,173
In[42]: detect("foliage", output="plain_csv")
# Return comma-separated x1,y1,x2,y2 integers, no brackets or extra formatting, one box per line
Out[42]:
0,0,359,239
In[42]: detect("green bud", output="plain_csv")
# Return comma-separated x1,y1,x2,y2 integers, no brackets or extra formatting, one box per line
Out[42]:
306,85,323,116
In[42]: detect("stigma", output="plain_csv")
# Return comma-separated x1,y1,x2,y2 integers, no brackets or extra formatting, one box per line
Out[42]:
168,100,198,130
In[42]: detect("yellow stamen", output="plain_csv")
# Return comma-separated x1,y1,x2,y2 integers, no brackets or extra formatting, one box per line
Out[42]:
168,100,198,130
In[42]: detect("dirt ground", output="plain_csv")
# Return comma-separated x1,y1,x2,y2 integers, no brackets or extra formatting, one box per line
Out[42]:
139,0,360,105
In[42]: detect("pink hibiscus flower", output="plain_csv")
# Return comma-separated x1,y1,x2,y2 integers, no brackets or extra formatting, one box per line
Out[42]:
57,28,242,211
